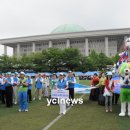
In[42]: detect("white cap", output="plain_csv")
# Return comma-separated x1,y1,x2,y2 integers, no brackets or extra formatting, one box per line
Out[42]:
107,72,112,76
20,72,25,75
59,73,64,76
112,70,115,74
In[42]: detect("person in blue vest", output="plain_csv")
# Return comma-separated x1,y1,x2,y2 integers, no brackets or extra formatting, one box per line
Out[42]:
0,74,6,104
66,71,76,106
13,72,19,105
18,72,28,112
47,73,58,106
33,74,43,100
56,73,68,115
5,72,14,108
26,75,33,102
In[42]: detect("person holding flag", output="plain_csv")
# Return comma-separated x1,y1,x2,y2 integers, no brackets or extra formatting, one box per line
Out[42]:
66,71,76,106
104,72,114,112
89,73,99,101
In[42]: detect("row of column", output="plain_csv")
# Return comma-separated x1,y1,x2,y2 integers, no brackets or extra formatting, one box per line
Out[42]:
3,36,128,57
2,38,109,57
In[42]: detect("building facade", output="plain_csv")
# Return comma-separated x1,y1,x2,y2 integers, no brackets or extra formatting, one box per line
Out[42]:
0,24,130,57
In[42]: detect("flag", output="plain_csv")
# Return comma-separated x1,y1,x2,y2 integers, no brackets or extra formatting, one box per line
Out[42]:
74,83,96,94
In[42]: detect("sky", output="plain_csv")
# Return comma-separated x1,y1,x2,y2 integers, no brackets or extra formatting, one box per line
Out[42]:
0,0,130,56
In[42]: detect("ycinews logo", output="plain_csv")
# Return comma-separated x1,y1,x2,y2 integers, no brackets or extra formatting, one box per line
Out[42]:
47,98,83,106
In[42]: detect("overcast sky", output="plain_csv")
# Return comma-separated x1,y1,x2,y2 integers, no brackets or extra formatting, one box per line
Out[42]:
0,0,130,56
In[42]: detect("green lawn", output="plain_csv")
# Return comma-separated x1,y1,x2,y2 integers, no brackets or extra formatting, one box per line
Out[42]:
0,80,130,130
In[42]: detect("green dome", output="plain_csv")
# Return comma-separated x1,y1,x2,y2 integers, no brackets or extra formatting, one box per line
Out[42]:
51,24,86,34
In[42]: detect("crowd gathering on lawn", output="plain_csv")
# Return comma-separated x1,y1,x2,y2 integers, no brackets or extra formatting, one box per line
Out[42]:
0,68,130,117
0,71,76,114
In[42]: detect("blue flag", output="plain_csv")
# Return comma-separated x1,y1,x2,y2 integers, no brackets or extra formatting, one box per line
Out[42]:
74,83,91,94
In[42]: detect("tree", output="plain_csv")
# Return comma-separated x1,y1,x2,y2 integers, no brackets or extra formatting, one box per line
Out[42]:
42,48,63,72
62,48,82,71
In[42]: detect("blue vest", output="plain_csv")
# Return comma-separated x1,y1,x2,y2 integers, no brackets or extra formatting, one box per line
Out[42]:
36,78,42,89
0,79,1,90
27,78,32,90
57,79,67,89
1,78,6,90
13,77,19,86
6,78,13,87
2,83,6,90
67,76,75,88
13,77,19,83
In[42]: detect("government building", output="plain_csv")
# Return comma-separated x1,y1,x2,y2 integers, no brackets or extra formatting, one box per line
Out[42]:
0,24,130,57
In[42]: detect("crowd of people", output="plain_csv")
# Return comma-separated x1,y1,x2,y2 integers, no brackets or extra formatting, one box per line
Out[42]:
1,69,130,116
0,71,76,114
89,71,120,113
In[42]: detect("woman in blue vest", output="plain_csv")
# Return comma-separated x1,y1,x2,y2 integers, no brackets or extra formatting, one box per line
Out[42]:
56,73,68,115
66,71,76,106
0,74,6,104
26,75,33,102
5,72,14,107
33,74,43,100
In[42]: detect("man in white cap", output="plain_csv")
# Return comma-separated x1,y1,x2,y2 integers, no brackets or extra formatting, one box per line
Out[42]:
5,72,14,108
18,72,28,112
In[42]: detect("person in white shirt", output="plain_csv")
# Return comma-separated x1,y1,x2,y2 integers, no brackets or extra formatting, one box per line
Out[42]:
13,72,19,104
42,74,49,97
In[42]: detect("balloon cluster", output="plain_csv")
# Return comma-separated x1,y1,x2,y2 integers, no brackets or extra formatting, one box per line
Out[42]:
117,37,130,74
118,62,130,74
124,37,130,50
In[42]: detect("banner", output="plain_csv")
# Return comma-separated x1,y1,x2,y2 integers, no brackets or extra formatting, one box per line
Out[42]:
51,90,69,99
74,83,96,94
112,77,121,94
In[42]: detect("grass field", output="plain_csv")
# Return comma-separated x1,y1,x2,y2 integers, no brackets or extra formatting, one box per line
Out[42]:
0,80,130,130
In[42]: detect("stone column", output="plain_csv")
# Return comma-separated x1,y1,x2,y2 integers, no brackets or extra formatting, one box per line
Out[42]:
66,39,70,48
105,37,109,56
85,38,89,56
49,41,52,48
4,45,7,55
32,42,35,52
13,47,15,56
17,44,20,57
